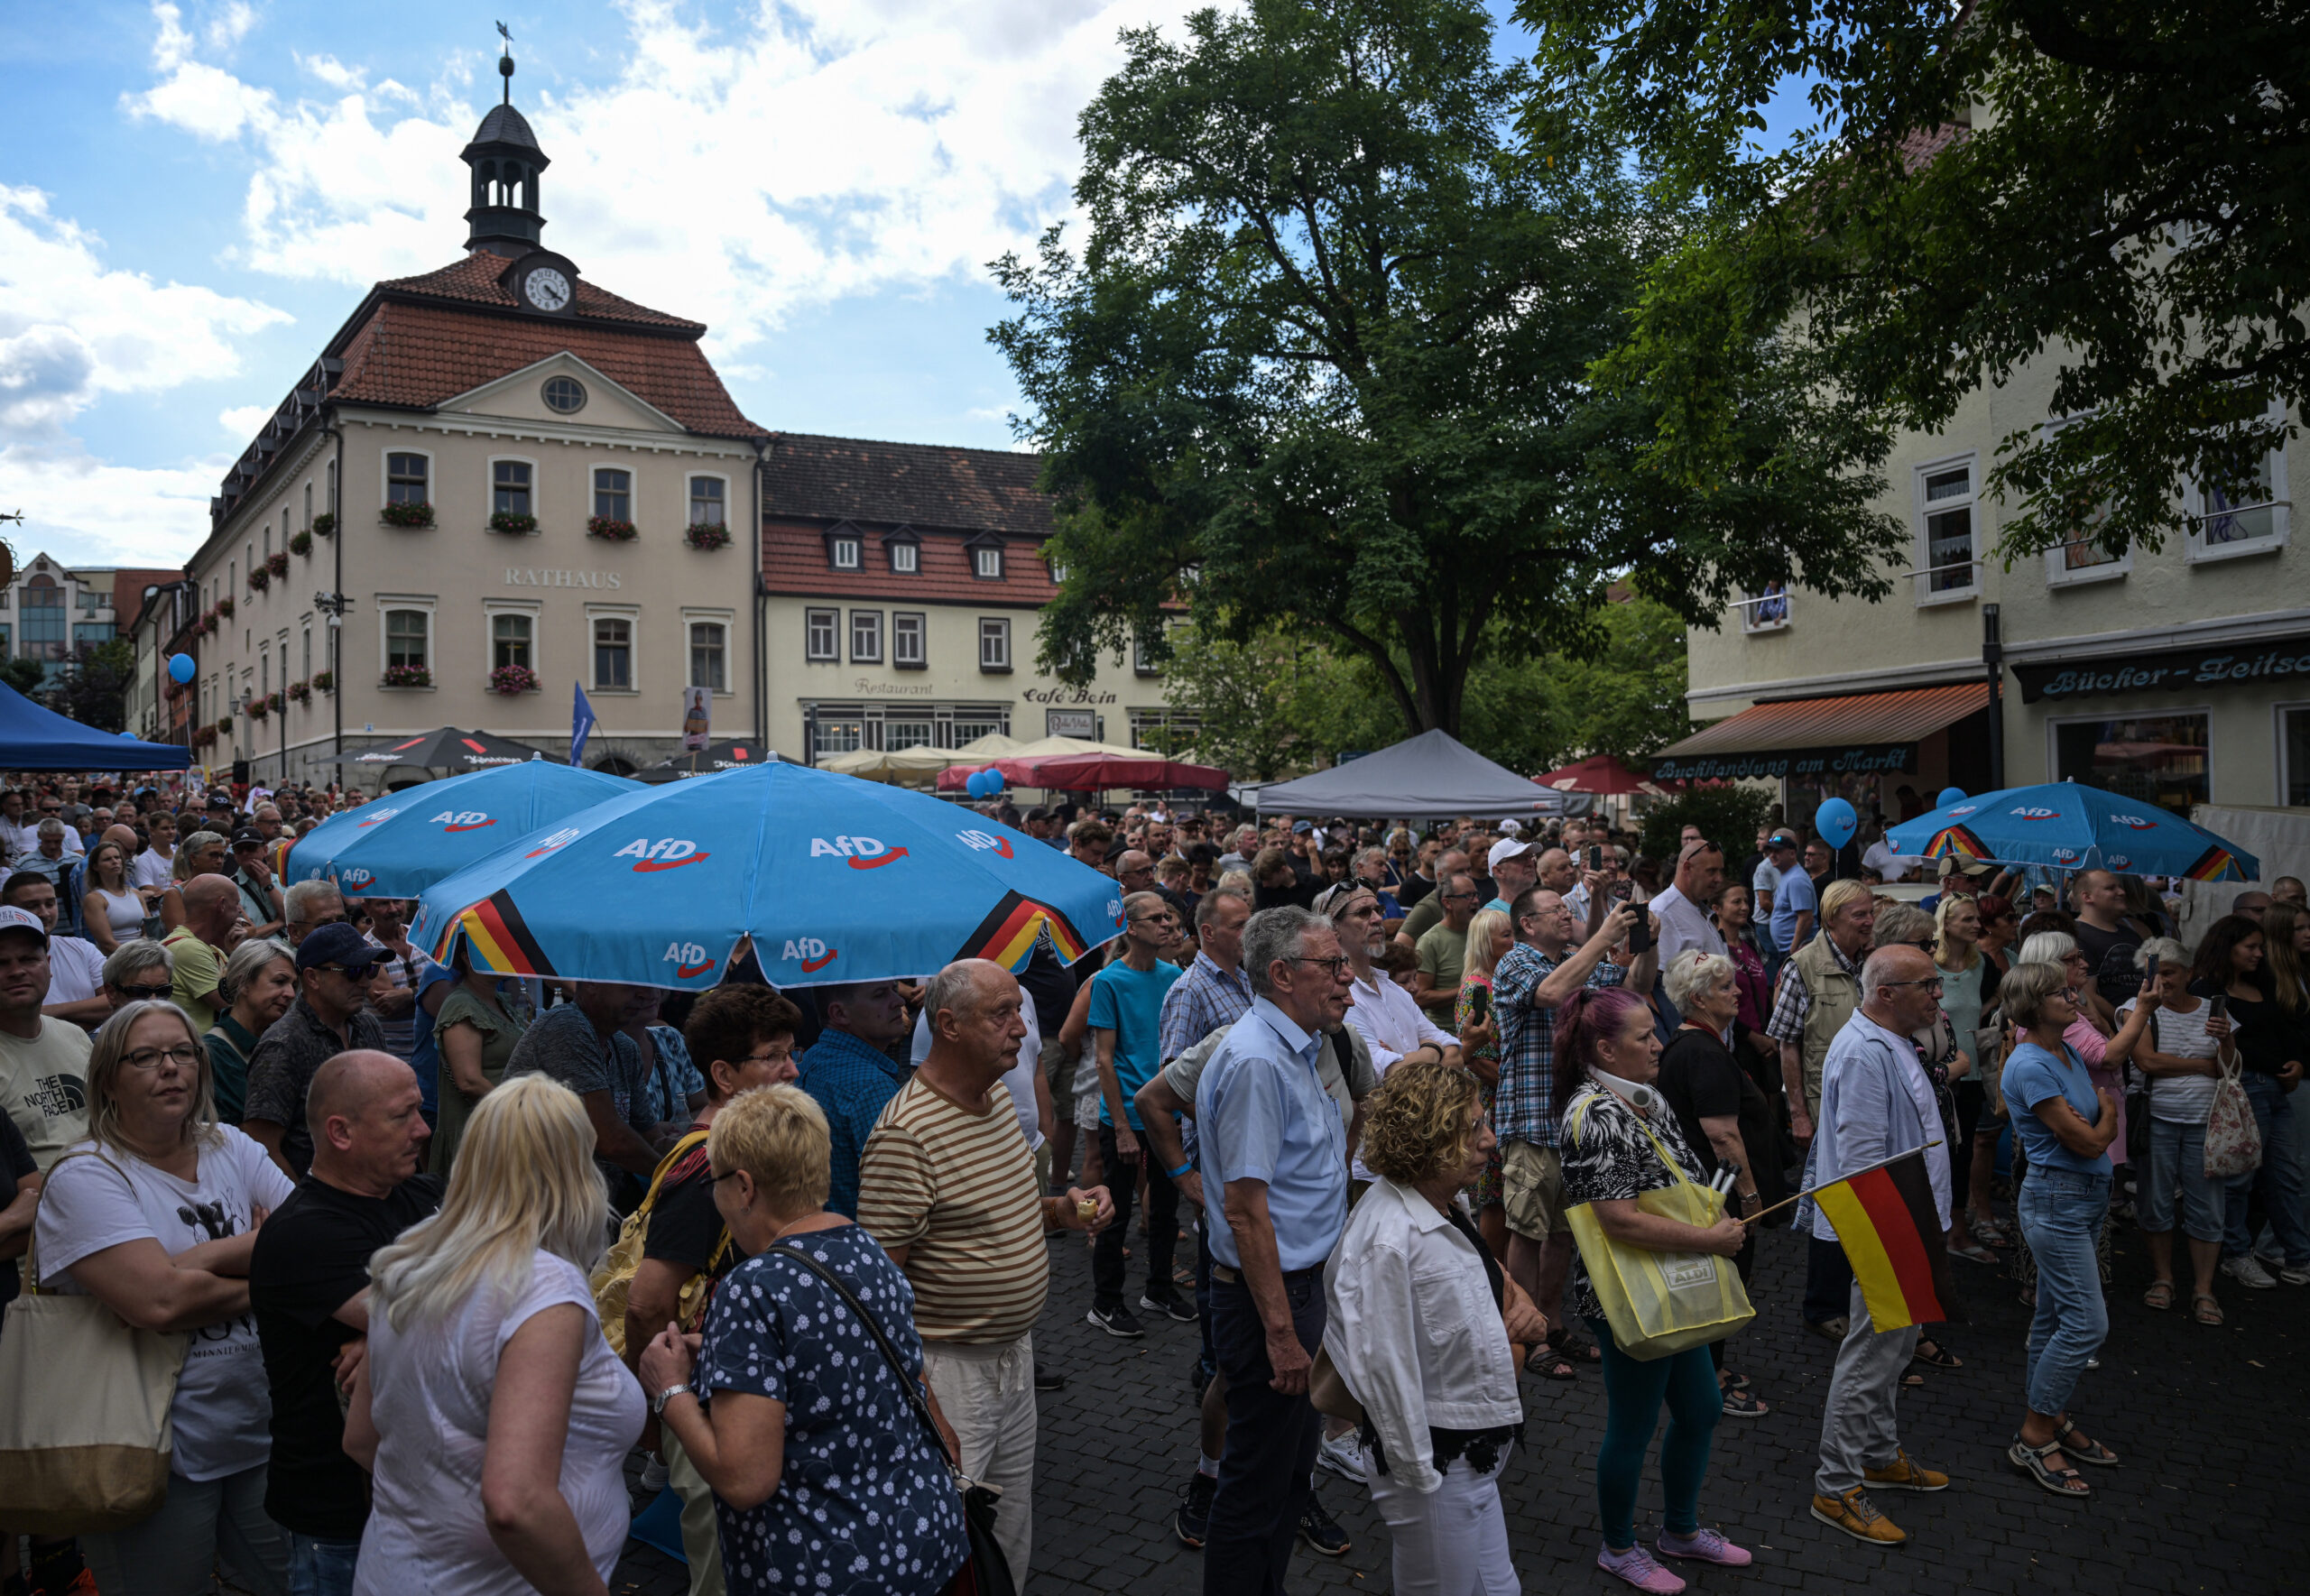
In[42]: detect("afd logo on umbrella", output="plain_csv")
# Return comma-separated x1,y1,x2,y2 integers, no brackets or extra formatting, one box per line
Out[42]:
524,826,583,860
955,829,1014,859
613,837,713,872
430,810,495,833
810,835,910,871
781,937,839,973
2110,813,2160,832
339,866,375,890
2008,807,2061,820
355,807,402,829
663,942,717,979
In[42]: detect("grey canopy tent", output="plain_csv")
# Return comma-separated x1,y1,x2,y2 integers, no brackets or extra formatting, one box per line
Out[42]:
1253,729,1573,819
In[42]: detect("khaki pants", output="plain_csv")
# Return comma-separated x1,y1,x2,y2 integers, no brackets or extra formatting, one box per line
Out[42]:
662,1426,725,1596
923,1332,1037,1593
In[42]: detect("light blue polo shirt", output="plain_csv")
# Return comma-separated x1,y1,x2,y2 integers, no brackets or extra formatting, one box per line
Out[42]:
1195,997,1348,1273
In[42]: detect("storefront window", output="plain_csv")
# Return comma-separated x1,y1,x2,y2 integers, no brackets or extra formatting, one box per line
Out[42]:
813,716,864,756
2283,706,2310,807
2052,713,2210,815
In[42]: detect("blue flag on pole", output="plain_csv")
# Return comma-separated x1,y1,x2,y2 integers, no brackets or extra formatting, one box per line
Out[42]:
570,682,596,768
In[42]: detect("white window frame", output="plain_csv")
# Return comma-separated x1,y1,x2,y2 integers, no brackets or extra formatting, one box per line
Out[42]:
2046,705,2216,807
891,540,919,574
376,595,436,677
849,609,882,665
1735,584,1793,632
587,603,640,695
892,611,927,669
830,537,861,571
972,545,1003,580
485,599,542,675
804,607,839,662
2185,403,2291,564
1912,452,1982,605
1045,555,1067,586
590,462,635,524
978,616,1012,672
683,607,735,695
687,472,730,529
2035,417,2131,588
487,454,541,528
2277,699,2310,807
381,447,434,510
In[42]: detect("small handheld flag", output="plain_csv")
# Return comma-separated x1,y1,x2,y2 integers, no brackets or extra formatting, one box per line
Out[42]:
1812,1144,1957,1332
570,682,596,768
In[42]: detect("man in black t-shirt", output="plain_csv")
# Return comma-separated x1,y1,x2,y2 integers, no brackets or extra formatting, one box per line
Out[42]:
2070,868,2148,1009
0,1110,35,1306
249,1050,440,1593
624,985,803,1596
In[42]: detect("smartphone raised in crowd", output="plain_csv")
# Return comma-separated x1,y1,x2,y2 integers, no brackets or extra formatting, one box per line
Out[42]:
1469,984,1491,1026
1587,844,1603,872
2146,953,2160,988
1625,909,1651,956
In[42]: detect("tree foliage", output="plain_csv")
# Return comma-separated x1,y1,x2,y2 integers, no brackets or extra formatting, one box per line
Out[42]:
993,0,1903,736
42,639,136,733
0,658,43,697
1520,0,2310,559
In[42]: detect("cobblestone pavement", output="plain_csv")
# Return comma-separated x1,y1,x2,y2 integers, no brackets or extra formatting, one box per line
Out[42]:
615,1217,2306,1595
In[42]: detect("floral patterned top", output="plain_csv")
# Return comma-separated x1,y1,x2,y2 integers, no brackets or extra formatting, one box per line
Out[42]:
1557,1080,1709,1324
697,1223,967,1595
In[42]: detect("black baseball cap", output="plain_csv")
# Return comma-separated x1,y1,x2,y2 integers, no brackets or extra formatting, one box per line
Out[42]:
230,827,265,850
296,922,379,973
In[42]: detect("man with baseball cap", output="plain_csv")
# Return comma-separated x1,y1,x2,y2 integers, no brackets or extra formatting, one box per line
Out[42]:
0,903,92,1171
1763,831,1814,961
230,827,288,939
1919,855,1992,915
1483,835,1538,916
243,922,391,1179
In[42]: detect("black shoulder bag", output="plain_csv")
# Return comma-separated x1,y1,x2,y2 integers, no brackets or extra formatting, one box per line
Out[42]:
772,1241,1017,1596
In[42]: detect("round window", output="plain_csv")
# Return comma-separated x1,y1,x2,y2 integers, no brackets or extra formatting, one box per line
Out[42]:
542,376,587,414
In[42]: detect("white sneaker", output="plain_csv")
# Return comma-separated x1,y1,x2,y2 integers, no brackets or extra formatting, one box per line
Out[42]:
2278,1262,2310,1287
2221,1254,2278,1290
1316,1428,1365,1483
640,1453,670,1491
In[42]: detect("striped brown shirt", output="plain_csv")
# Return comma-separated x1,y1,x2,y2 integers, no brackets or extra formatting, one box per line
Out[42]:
857,1075,1046,1344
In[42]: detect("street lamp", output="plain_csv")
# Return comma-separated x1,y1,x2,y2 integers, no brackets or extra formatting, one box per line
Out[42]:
1982,604,2005,791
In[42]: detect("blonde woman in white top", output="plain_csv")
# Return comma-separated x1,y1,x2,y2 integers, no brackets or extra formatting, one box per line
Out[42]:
1326,1059,1544,1595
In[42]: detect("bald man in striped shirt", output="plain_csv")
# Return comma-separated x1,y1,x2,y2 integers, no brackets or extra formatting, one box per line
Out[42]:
859,959,1113,1592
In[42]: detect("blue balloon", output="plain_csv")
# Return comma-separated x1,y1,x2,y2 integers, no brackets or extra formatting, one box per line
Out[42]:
1936,786,1966,810
168,653,196,684
965,770,987,798
1815,797,1857,850
983,770,1006,794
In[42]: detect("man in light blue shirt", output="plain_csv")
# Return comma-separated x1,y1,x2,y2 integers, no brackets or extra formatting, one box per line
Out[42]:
1194,905,1354,1594
1766,832,1814,955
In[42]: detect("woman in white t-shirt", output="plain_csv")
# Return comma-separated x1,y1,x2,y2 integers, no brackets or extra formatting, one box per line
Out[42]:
344,1074,644,1596
34,1000,298,1596
2106,937,2233,1324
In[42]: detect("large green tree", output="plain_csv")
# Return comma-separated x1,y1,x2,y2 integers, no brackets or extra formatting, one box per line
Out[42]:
993,0,1900,737
1520,0,2310,557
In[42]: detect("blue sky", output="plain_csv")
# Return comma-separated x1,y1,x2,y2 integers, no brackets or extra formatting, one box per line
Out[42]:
0,1,1796,573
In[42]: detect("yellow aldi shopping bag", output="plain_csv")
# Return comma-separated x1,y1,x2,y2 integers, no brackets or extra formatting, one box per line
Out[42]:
1564,1095,1754,1361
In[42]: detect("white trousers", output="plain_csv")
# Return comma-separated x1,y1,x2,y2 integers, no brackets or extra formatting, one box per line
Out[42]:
1363,1445,1520,1596
923,1332,1037,1594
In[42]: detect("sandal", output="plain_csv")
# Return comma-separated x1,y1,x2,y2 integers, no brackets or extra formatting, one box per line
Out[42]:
1951,1241,2000,1266
2141,1280,2175,1311
2054,1418,2120,1467
1720,1387,1769,1418
2009,1435,2091,1497
1720,1371,1752,1392
1555,1330,1603,1365
2191,1293,2224,1326
1971,1218,2012,1249
1526,1345,1578,1381
1901,1370,1926,1388
1911,1340,1963,1370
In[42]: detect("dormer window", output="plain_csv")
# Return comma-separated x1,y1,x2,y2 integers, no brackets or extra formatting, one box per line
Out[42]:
832,537,861,570
972,545,1003,580
892,541,918,574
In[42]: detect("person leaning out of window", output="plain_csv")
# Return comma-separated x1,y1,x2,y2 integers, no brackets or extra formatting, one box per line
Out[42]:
1323,1058,1544,1596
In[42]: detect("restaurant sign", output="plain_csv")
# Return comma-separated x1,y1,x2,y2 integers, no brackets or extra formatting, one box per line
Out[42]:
2013,635,2310,704
1651,744,1918,783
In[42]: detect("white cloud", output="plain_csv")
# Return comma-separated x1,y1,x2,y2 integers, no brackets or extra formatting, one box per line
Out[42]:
122,0,1202,363
0,442,229,567
207,1,259,52
218,403,271,437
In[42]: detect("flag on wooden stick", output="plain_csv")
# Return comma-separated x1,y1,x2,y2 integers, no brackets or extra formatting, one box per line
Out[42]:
1814,1144,1956,1331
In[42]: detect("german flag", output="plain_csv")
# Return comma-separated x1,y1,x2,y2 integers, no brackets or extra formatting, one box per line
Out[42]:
1925,823,1991,863
1813,1146,1957,1331
2181,843,2246,882
956,890,1093,973
445,890,557,978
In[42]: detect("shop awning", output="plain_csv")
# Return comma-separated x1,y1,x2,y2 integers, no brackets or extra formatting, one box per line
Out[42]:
1651,683,1988,783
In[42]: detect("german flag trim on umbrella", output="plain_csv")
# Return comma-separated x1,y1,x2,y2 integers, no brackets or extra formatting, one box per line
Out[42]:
439,890,558,978
1814,1146,1956,1332
956,890,1094,973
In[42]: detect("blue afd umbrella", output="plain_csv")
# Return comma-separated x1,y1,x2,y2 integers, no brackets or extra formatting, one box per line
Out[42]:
410,761,1126,991
288,762,639,898
1884,782,2259,882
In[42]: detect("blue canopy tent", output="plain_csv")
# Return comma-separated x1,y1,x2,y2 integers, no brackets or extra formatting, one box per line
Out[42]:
0,682,189,770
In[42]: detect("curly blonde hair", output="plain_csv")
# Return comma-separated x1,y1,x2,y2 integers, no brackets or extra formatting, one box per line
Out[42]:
1357,1058,1482,1186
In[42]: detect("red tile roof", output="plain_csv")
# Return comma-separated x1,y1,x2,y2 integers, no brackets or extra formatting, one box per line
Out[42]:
329,296,765,439
762,433,1055,538
1895,122,1968,173
378,254,707,332
762,517,1058,606
111,568,183,617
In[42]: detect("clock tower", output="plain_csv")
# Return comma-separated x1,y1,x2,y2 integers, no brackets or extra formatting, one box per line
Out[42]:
460,46,551,260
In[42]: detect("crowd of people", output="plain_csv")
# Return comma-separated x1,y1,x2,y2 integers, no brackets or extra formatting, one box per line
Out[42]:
2,772,2305,1596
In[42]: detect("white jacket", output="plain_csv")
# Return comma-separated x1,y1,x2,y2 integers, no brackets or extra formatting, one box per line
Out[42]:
1322,1176,1522,1492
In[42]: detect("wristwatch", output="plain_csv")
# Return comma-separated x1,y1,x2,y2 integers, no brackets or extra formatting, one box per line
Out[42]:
651,1381,691,1415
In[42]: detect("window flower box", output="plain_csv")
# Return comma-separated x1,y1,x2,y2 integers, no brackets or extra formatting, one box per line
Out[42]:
191,724,217,750
311,670,335,694
489,664,541,696
246,567,269,592
217,596,236,618
289,529,312,557
266,690,283,714
381,502,435,529
266,552,289,577
198,612,218,635
684,522,732,551
587,516,638,542
312,512,336,538
382,665,432,689
248,697,269,721
489,511,540,536
215,716,235,736
287,679,311,706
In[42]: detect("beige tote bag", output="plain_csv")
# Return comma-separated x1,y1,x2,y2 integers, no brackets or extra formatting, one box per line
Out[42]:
0,1149,189,1534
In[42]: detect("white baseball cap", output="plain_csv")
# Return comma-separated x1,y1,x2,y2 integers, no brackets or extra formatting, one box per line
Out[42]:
1487,837,1534,872
0,905,47,946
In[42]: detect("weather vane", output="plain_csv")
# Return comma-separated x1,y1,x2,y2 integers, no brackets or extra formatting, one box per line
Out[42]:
496,20,514,103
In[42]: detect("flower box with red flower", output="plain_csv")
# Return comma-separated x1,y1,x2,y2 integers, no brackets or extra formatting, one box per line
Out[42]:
586,516,638,542
311,670,335,694
247,567,269,592
266,552,289,577
381,502,435,529
489,664,541,696
684,522,732,551
287,679,311,706
382,665,432,689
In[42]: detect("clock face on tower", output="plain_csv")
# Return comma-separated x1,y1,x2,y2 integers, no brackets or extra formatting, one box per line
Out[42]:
523,266,571,311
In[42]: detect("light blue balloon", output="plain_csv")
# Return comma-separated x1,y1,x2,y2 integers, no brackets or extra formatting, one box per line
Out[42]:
1937,786,1966,809
984,770,1006,794
965,770,986,798
1816,797,1857,850
168,653,196,684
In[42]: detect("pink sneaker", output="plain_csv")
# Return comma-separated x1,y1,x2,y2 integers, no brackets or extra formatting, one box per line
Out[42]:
1598,1543,1686,1594
1658,1527,1755,1567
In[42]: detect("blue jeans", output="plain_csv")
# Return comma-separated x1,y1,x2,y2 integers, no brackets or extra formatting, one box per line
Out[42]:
2018,1167,2110,1417
2139,1118,2224,1242
1205,1268,1323,1596
288,1535,358,1596
2223,1074,2310,1264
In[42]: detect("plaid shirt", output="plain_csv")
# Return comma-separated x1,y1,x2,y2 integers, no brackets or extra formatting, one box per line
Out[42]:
1492,941,1625,1149
1159,950,1255,1065
1763,933,1863,1047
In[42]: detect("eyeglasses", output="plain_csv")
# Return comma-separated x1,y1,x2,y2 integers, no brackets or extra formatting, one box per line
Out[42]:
1876,976,1945,992
1442,890,1479,901
114,983,174,1002
1285,954,1352,979
313,963,381,981
736,1048,792,1067
710,1166,745,1185
123,1044,201,1073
